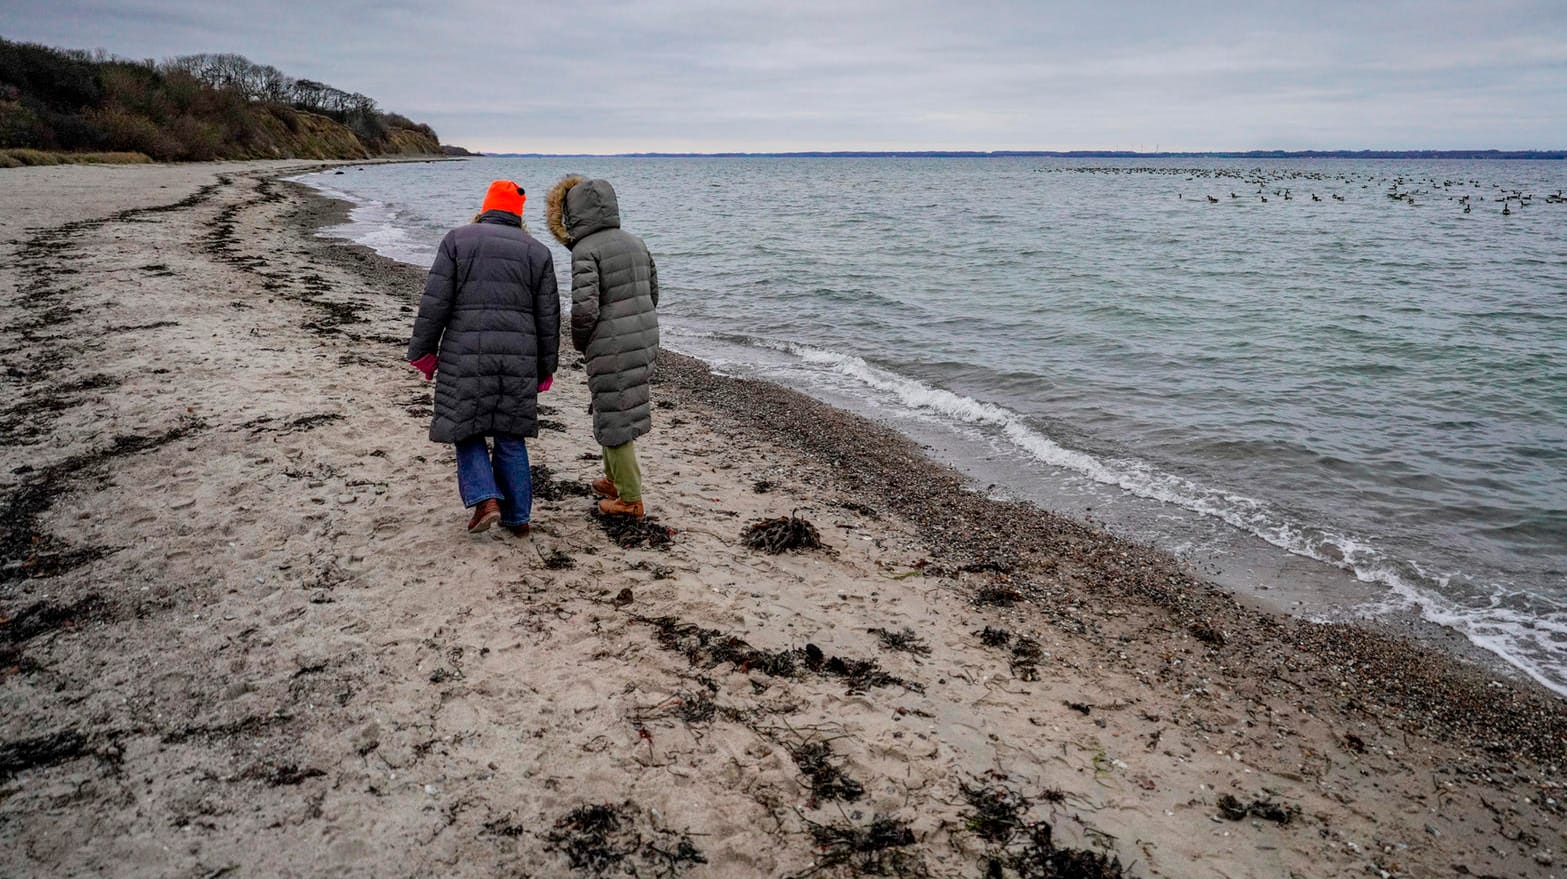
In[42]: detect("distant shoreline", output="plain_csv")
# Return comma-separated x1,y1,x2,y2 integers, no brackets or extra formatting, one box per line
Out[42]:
481,149,1567,160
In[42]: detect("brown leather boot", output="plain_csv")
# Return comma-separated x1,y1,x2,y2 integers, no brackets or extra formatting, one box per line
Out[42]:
505,522,531,537
467,499,501,533
597,497,644,518
591,477,618,498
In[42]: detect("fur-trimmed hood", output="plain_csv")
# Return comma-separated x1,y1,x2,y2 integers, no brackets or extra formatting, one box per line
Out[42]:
546,175,620,248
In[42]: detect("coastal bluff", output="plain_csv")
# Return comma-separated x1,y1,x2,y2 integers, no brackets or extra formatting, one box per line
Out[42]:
0,39,450,165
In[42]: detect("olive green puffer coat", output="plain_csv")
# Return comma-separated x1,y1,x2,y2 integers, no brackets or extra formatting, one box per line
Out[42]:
546,176,660,448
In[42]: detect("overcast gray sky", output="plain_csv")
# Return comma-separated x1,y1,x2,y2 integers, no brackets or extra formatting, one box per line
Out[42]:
3,0,1564,152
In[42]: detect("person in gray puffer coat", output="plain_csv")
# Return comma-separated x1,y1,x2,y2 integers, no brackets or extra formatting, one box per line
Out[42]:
407,180,559,535
546,176,659,518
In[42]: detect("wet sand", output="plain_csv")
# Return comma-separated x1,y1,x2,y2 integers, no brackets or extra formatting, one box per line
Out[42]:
1,161,1564,878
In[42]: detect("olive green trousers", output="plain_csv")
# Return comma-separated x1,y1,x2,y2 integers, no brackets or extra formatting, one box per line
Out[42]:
602,440,643,503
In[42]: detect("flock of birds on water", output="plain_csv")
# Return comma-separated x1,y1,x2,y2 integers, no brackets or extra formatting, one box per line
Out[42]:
1040,165,1566,217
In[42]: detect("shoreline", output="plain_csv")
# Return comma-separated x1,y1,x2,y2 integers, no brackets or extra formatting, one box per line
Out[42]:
2,161,1563,877
294,167,1552,697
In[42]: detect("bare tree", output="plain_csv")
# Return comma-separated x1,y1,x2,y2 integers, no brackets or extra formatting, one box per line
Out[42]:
292,78,327,112
326,86,351,115
256,64,292,103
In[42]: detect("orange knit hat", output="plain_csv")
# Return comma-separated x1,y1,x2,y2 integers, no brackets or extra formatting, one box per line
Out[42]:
480,180,525,216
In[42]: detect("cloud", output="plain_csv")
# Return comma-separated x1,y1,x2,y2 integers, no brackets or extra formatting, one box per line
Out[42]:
2,0,1563,150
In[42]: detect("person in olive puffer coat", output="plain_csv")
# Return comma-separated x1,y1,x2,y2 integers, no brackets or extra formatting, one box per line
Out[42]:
407,180,559,535
545,176,659,518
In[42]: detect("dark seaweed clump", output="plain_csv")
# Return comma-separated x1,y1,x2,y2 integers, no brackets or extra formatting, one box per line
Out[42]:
281,412,343,433
978,626,1013,647
1010,637,1043,680
976,627,1044,680
869,626,931,655
241,763,325,787
801,815,923,878
812,649,924,694
790,741,865,803
539,549,575,570
963,781,1032,844
674,691,716,724
1216,793,1297,824
647,617,798,678
547,803,635,873
592,507,674,550
0,729,92,780
963,779,1126,879
530,463,592,502
2,595,112,644
741,513,824,554
995,823,1126,879
643,617,921,693
546,802,706,876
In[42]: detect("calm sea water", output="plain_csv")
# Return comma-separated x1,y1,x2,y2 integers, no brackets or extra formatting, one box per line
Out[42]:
296,157,1567,695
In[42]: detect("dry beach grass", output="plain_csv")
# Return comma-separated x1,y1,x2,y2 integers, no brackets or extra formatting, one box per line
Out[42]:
1,160,1564,877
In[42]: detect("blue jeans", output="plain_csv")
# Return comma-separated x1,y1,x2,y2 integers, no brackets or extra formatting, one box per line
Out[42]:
455,434,531,526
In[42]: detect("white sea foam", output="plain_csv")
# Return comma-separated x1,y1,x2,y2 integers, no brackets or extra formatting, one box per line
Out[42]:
290,173,434,267
753,339,1567,696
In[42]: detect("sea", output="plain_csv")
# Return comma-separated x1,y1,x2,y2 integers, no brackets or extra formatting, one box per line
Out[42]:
294,156,1567,696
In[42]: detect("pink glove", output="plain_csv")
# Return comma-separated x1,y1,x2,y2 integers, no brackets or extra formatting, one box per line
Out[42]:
538,375,554,392
409,353,436,381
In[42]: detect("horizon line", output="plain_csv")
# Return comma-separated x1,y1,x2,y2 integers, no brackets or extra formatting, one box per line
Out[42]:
466,148,1566,160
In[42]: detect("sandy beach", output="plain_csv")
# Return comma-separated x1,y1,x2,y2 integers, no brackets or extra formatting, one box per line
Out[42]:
2,160,1564,878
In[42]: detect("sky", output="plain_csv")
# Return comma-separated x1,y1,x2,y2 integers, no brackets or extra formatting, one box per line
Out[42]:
2,0,1564,153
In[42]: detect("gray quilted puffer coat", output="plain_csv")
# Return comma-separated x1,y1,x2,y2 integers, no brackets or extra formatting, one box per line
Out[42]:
546,177,660,448
406,210,560,443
